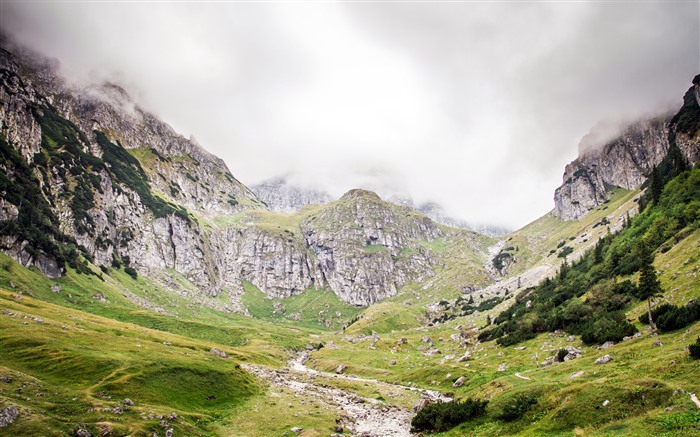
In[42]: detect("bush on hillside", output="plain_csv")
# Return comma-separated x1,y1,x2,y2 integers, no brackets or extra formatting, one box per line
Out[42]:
411,398,488,433
689,337,700,360
498,394,538,422
639,302,700,332
580,312,637,345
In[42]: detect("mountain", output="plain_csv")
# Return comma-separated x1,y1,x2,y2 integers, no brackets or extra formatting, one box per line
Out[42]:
554,76,700,220
1,37,700,437
0,40,491,309
250,176,333,213
252,176,510,236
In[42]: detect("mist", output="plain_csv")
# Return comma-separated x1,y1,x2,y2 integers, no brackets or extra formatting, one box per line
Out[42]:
1,1,697,229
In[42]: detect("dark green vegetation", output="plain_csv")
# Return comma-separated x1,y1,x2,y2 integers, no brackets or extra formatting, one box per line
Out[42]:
497,393,538,422
95,131,190,222
481,158,700,346
639,301,700,332
690,337,700,360
411,398,488,433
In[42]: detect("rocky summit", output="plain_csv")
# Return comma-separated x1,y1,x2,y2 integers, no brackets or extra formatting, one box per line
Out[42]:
554,76,700,220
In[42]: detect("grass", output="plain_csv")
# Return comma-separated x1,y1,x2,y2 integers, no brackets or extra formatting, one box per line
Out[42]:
241,281,363,331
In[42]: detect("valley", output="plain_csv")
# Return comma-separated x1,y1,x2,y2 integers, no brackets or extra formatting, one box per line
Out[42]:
1,36,699,437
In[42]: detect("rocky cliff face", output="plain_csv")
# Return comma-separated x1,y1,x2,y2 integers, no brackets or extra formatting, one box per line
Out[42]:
252,175,509,237
0,41,483,307
301,189,443,305
251,176,333,214
554,76,700,221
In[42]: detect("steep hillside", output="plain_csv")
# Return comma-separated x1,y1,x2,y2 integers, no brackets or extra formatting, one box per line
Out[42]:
554,75,700,220
0,41,493,311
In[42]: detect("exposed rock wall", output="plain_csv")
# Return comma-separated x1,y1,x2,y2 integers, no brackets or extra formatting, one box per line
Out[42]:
0,42,458,307
554,75,700,221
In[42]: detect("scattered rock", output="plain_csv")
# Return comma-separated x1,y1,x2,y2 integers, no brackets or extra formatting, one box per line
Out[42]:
602,400,610,407
452,376,466,388
291,427,303,433
623,332,642,341
165,429,173,437
335,364,346,374
97,423,113,437
567,335,575,342
498,364,507,372
210,348,228,359
654,341,664,347
598,341,616,350
445,373,452,379
51,284,61,293
595,355,613,364
123,398,134,406
562,346,582,361
168,412,177,421
388,360,396,366
333,425,343,433
288,313,301,321
0,406,19,428
569,371,585,378
75,425,92,437
455,352,471,362
33,317,43,323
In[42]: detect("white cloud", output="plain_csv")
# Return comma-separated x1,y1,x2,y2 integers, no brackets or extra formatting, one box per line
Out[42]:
2,1,697,229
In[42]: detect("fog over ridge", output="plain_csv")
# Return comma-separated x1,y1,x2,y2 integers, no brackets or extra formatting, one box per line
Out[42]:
1,1,697,229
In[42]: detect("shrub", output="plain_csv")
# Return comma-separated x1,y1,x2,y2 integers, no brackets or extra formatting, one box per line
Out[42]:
580,312,637,345
689,337,700,360
124,267,138,280
411,398,488,433
498,394,538,421
640,302,700,332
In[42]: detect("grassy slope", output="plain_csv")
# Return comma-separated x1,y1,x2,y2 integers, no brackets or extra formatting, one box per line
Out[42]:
308,227,700,436
504,188,640,277
0,254,335,436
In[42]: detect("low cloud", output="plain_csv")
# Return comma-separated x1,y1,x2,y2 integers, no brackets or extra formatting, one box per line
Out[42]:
1,1,697,228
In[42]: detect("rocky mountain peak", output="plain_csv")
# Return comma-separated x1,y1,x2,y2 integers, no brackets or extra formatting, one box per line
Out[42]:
554,76,700,221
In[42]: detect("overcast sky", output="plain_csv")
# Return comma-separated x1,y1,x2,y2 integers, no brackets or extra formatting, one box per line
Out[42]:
2,1,698,229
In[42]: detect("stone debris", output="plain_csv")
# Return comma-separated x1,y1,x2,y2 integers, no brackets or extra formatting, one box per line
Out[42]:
623,332,642,341
452,376,466,388
336,364,346,374
569,371,585,378
455,352,471,362
0,406,19,428
598,341,616,350
595,355,613,364
123,398,134,406
422,348,442,357
498,364,507,372
602,400,610,407
210,348,228,359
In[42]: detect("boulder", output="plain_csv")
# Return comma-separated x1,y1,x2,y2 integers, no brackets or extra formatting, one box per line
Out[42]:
0,406,19,428
335,364,346,374
595,354,613,364
452,376,466,388
210,348,228,359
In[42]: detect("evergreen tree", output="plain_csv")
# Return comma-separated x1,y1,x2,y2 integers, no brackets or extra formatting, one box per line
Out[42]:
650,166,662,206
636,244,662,331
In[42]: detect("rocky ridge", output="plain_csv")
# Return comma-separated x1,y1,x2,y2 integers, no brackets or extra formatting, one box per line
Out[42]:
0,41,486,307
554,76,700,220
